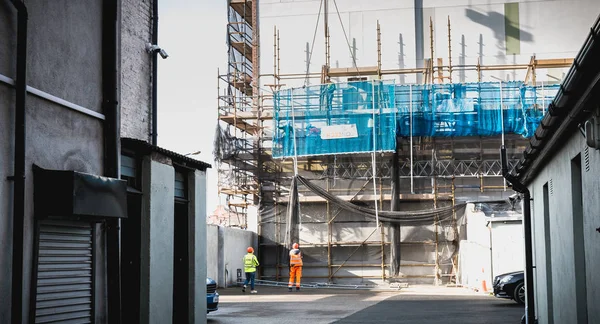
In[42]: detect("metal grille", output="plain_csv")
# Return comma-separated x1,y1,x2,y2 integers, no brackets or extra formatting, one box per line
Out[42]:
585,146,590,172
34,221,94,324
207,283,217,294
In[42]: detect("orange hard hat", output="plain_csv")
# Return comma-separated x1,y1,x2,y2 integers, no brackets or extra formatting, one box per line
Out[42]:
292,243,299,249
247,247,254,253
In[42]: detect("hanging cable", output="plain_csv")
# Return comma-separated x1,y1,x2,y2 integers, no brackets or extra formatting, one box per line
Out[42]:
290,90,302,232
332,0,360,77
291,92,299,174
304,0,324,87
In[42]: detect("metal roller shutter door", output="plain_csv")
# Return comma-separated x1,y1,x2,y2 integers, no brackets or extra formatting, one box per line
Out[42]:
34,221,94,324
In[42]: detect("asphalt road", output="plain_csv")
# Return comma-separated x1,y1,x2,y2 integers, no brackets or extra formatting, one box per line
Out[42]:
207,286,524,324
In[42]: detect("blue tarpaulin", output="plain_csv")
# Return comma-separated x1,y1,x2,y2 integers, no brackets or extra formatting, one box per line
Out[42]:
272,80,559,158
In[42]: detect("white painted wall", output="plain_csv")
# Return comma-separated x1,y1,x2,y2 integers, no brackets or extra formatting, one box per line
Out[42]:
529,121,600,324
490,221,524,278
458,240,490,290
459,204,524,291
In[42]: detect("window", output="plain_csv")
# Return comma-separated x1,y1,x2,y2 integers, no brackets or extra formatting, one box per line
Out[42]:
174,170,187,200
121,154,141,189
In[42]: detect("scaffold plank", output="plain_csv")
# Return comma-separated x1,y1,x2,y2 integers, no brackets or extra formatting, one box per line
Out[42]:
230,0,252,26
328,66,379,77
231,40,253,58
219,114,260,133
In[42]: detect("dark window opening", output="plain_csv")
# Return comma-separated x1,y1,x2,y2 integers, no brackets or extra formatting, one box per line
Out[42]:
173,170,190,323
543,182,554,324
571,154,588,323
121,192,142,324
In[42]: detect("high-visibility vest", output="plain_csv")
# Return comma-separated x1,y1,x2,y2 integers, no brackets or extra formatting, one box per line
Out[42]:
243,253,259,273
289,249,303,266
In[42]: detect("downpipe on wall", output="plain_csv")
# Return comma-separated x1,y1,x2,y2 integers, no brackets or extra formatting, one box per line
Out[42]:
151,0,158,145
501,146,536,324
7,1,27,323
102,0,122,323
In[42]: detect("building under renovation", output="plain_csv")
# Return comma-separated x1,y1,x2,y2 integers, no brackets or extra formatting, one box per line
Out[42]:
214,0,599,285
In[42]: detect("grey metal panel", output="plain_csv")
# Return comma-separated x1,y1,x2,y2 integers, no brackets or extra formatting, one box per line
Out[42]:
34,221,93,324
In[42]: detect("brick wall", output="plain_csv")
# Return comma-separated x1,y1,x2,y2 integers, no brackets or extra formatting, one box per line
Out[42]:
120,0,153,141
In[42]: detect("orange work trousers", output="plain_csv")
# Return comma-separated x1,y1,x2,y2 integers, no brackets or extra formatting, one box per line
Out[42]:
288,265,302,287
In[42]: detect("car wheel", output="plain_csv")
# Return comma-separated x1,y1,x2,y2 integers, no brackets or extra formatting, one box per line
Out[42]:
514,282,525,305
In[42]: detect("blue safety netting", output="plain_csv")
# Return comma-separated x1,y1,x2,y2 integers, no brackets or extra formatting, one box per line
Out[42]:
272,80,559,158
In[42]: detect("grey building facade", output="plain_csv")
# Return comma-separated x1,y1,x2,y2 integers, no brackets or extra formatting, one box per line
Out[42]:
1,1,209,323
507,15,600,324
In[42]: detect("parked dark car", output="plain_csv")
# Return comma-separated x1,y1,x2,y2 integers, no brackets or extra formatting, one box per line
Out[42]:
493,271,525,304
207,278,219,313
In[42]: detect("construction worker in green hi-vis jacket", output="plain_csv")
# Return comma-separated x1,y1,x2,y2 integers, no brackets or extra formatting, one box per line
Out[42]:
242,247,259,294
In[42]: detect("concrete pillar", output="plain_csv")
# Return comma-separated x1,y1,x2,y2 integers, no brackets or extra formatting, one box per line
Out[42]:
191,170,207,323
140,156,174,324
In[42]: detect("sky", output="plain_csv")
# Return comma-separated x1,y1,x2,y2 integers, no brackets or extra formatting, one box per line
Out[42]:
157,1,227,216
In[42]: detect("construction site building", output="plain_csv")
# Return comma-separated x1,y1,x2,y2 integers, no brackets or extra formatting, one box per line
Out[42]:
214,0,599,285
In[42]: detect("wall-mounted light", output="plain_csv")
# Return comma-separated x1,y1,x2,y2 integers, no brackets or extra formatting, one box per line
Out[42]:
584,114,600,149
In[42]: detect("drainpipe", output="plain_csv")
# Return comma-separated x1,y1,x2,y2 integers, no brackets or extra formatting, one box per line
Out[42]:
102,0,121,323
151,0,158,145
7,1,27,323
501,145,535,324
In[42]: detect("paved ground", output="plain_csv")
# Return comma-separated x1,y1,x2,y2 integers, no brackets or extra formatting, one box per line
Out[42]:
207,285,524,324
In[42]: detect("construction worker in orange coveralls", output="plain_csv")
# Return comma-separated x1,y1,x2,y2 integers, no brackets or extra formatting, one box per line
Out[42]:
288,242,303,292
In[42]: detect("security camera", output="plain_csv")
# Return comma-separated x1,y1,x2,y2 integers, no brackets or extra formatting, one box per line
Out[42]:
145,43,169,59
158,48,169,59
508,193,519,201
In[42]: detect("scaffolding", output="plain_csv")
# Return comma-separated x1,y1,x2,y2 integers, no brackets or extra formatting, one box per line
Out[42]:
215,1,574,285
216,0,263,228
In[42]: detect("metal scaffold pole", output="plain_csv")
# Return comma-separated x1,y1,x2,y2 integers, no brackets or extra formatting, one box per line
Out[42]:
500,81,507,191
371,80,380,226
327,177,332,282
434,175,440,286
409,84,414,193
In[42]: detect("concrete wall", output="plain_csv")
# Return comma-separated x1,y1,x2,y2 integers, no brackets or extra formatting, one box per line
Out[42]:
136,156,209,324
222,226,258,286
121,0,152,141
207,225,219,282
529,120,600,324
191,170,207,323
140,157,174,324
260,0,599,87
206,224,257,287
0,1,106,322
0,4,16,321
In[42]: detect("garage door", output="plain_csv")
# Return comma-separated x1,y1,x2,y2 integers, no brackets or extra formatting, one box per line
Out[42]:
33,221,94,324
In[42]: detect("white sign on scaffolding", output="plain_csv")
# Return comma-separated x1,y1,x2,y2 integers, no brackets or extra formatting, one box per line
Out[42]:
320,124,359,140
